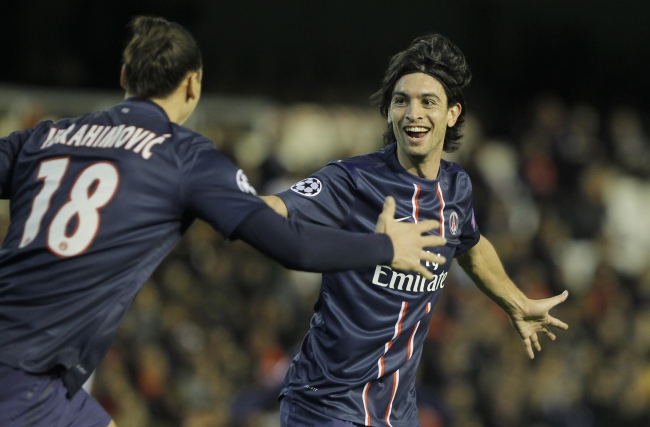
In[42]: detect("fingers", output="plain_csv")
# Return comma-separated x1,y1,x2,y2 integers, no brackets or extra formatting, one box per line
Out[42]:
548,290,569,307
378,198,447,277
523,324,564,359
546,315,569,331
539,290,570,313
518,292,570,360
414,264,434,280
542,329,557,342
421,235,447,248
530,333,541,352
395,250,444,280
375,196,396,233
381,196,396,219
523,333,541,359
420,250,446,265
523,337,535,359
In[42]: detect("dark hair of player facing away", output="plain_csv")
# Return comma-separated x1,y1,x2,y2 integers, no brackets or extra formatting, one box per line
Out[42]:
122,16,203,99
370,34,472,153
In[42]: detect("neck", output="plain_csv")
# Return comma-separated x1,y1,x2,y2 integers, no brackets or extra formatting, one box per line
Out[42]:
396,149,441,180
124,91,188,125
150,96,186,124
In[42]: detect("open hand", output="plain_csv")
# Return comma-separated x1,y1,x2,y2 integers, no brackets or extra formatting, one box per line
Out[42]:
375,196,447,279
509,290,569,359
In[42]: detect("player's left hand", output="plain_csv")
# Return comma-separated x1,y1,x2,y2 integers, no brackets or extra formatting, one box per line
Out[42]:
508,290,569,359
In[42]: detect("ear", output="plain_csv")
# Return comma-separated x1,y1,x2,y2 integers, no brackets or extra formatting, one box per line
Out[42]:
447,102,462,127
185,71,200,102
120,65,128,90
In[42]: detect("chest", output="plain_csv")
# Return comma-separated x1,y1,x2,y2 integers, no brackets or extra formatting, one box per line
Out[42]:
349,173,469,244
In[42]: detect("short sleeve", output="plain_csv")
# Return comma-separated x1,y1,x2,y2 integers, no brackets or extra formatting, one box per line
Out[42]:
454,207,480,257
181,142,267,238
277,163,356,227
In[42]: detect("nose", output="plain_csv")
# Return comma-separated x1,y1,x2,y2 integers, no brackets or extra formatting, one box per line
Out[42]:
405,102,423,121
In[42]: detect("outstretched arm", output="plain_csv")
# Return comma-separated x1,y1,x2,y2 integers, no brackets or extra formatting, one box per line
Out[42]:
236,196,446,277
456,236,569,359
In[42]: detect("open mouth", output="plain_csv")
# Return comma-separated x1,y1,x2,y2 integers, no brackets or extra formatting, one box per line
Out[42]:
404,126,430,139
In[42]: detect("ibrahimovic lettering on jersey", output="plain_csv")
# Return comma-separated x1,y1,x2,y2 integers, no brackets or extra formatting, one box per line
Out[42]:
277,143,480,426
0,98,264,395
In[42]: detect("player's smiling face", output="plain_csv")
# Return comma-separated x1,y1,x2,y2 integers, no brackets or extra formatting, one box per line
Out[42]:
388,72,461,173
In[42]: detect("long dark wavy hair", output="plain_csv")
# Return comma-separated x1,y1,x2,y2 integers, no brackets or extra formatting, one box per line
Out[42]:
370,34,472,153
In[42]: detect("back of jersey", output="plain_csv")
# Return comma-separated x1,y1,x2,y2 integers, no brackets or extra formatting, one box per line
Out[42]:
0,98,217,393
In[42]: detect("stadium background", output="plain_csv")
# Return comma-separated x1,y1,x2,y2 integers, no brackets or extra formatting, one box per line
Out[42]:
1,1,650,426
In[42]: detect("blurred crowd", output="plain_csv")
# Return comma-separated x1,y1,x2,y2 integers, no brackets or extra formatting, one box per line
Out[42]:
1,90,649,427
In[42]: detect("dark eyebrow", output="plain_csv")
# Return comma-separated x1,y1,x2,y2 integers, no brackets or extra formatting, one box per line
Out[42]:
392,91,441,101
420,92,441,101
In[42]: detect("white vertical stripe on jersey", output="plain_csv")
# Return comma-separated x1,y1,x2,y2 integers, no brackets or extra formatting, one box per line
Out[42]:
363,382,372,426
384,370,400,427
436,182,446,239
411,184,420,223
407,322,420,360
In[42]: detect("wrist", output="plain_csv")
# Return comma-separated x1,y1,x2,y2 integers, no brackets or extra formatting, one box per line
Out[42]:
500,288,528,317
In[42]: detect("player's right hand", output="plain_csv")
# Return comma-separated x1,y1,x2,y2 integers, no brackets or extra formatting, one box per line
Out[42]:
376,196,447,279
508,290,570,359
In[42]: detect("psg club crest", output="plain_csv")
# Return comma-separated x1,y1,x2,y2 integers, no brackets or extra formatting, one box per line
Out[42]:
449,211,459,235
290,177,322,197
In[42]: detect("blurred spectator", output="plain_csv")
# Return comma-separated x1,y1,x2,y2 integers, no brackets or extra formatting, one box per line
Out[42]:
607,106,650,178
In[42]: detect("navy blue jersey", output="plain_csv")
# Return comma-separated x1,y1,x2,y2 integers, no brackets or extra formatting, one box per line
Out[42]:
277,143,480,427
0,98,266,394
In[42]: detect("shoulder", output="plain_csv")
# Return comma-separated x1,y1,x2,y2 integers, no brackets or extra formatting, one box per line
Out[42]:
170,123,213,149
440,159,474,196
440,159,471,181
336,146,390,167
328,146,390,176
440,158,468,174
152,121,218,162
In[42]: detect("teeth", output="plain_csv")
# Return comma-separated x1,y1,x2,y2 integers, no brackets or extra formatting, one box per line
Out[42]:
405,127,428,132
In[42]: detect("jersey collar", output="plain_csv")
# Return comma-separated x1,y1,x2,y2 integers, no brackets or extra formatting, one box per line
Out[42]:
383,143,443,189
121,97,171,122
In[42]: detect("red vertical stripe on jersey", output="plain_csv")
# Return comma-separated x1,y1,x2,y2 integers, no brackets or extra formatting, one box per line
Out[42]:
373,303,409,425
436,182,445,238
411,184,421,223
377,302,408,378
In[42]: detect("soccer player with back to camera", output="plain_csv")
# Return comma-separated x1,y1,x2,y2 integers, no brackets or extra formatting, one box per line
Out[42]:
0,17,448,427
262,34,570,426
